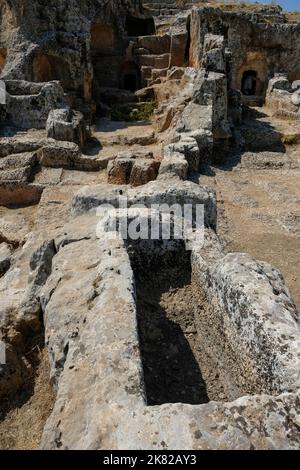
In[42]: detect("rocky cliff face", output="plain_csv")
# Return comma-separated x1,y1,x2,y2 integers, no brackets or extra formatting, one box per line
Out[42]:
190,7,300,97
0,0,144,93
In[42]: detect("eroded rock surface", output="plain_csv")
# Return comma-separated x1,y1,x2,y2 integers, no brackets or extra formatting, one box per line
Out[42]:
0,0,300,452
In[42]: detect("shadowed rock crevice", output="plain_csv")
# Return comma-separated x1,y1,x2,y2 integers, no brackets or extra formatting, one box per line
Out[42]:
130,245,224,406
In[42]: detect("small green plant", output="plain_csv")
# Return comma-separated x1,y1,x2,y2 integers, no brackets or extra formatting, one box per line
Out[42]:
87,125,93,139
111,101,157,122
135,101,157,121
281,134,300,145
110,106,131,122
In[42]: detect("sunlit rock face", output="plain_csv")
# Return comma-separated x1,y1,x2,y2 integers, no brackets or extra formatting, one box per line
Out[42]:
190,6,300,101
0,0,300,452
0,0,144,93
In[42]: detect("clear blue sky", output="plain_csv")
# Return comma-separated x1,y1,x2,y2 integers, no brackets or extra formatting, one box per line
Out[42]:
234,1,299,11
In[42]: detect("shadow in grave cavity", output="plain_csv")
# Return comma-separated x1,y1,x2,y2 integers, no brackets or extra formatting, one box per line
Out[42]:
127,241,210,406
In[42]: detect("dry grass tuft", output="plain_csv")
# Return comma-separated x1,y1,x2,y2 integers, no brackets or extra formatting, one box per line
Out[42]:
0,343,55,450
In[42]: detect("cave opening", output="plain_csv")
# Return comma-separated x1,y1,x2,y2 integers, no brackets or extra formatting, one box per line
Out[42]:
241,70,257,96
123,74,137,92
120,61,141,92
125,16,155,37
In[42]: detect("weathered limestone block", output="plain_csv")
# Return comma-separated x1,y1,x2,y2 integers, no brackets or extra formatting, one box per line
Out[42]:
72,179,217,229
155,105,178,133
107,151,160,187
71,183,127,215
153,66,199,134
265,76,300,119
130,159,160,187
158,151,188,180
176,137,200,172
0,152,37,171
2,80,65,129
0,152,37,183
106,393,300,450
202,48,226,74
176,101,214,164
0,182,44,206
41,235,104,386
38,140,81,169
138,54,170,69
267,74,292,93
41,226,144,449
137,35,171,55
42,385,300,449
0,233,56,398
37,139,101,171
0,214,33,247
292,80,300,91
46,108,87,147
193,70,231,140
0,137,48,158
266,89,300,118
193,251,300,398
0,242,11,276
107,155,133,185
291,91,300,106
203,33,225,53
180,102,213,133
165,138,200,173
0,166,32,183
189,129,214,163
29,240,56,289
202,34,226,74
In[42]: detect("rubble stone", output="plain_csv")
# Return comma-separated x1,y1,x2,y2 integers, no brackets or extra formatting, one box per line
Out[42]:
46,108,87,147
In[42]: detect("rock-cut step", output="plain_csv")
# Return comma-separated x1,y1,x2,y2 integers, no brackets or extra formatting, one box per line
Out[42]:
138,53,171,69
92,119,157,147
